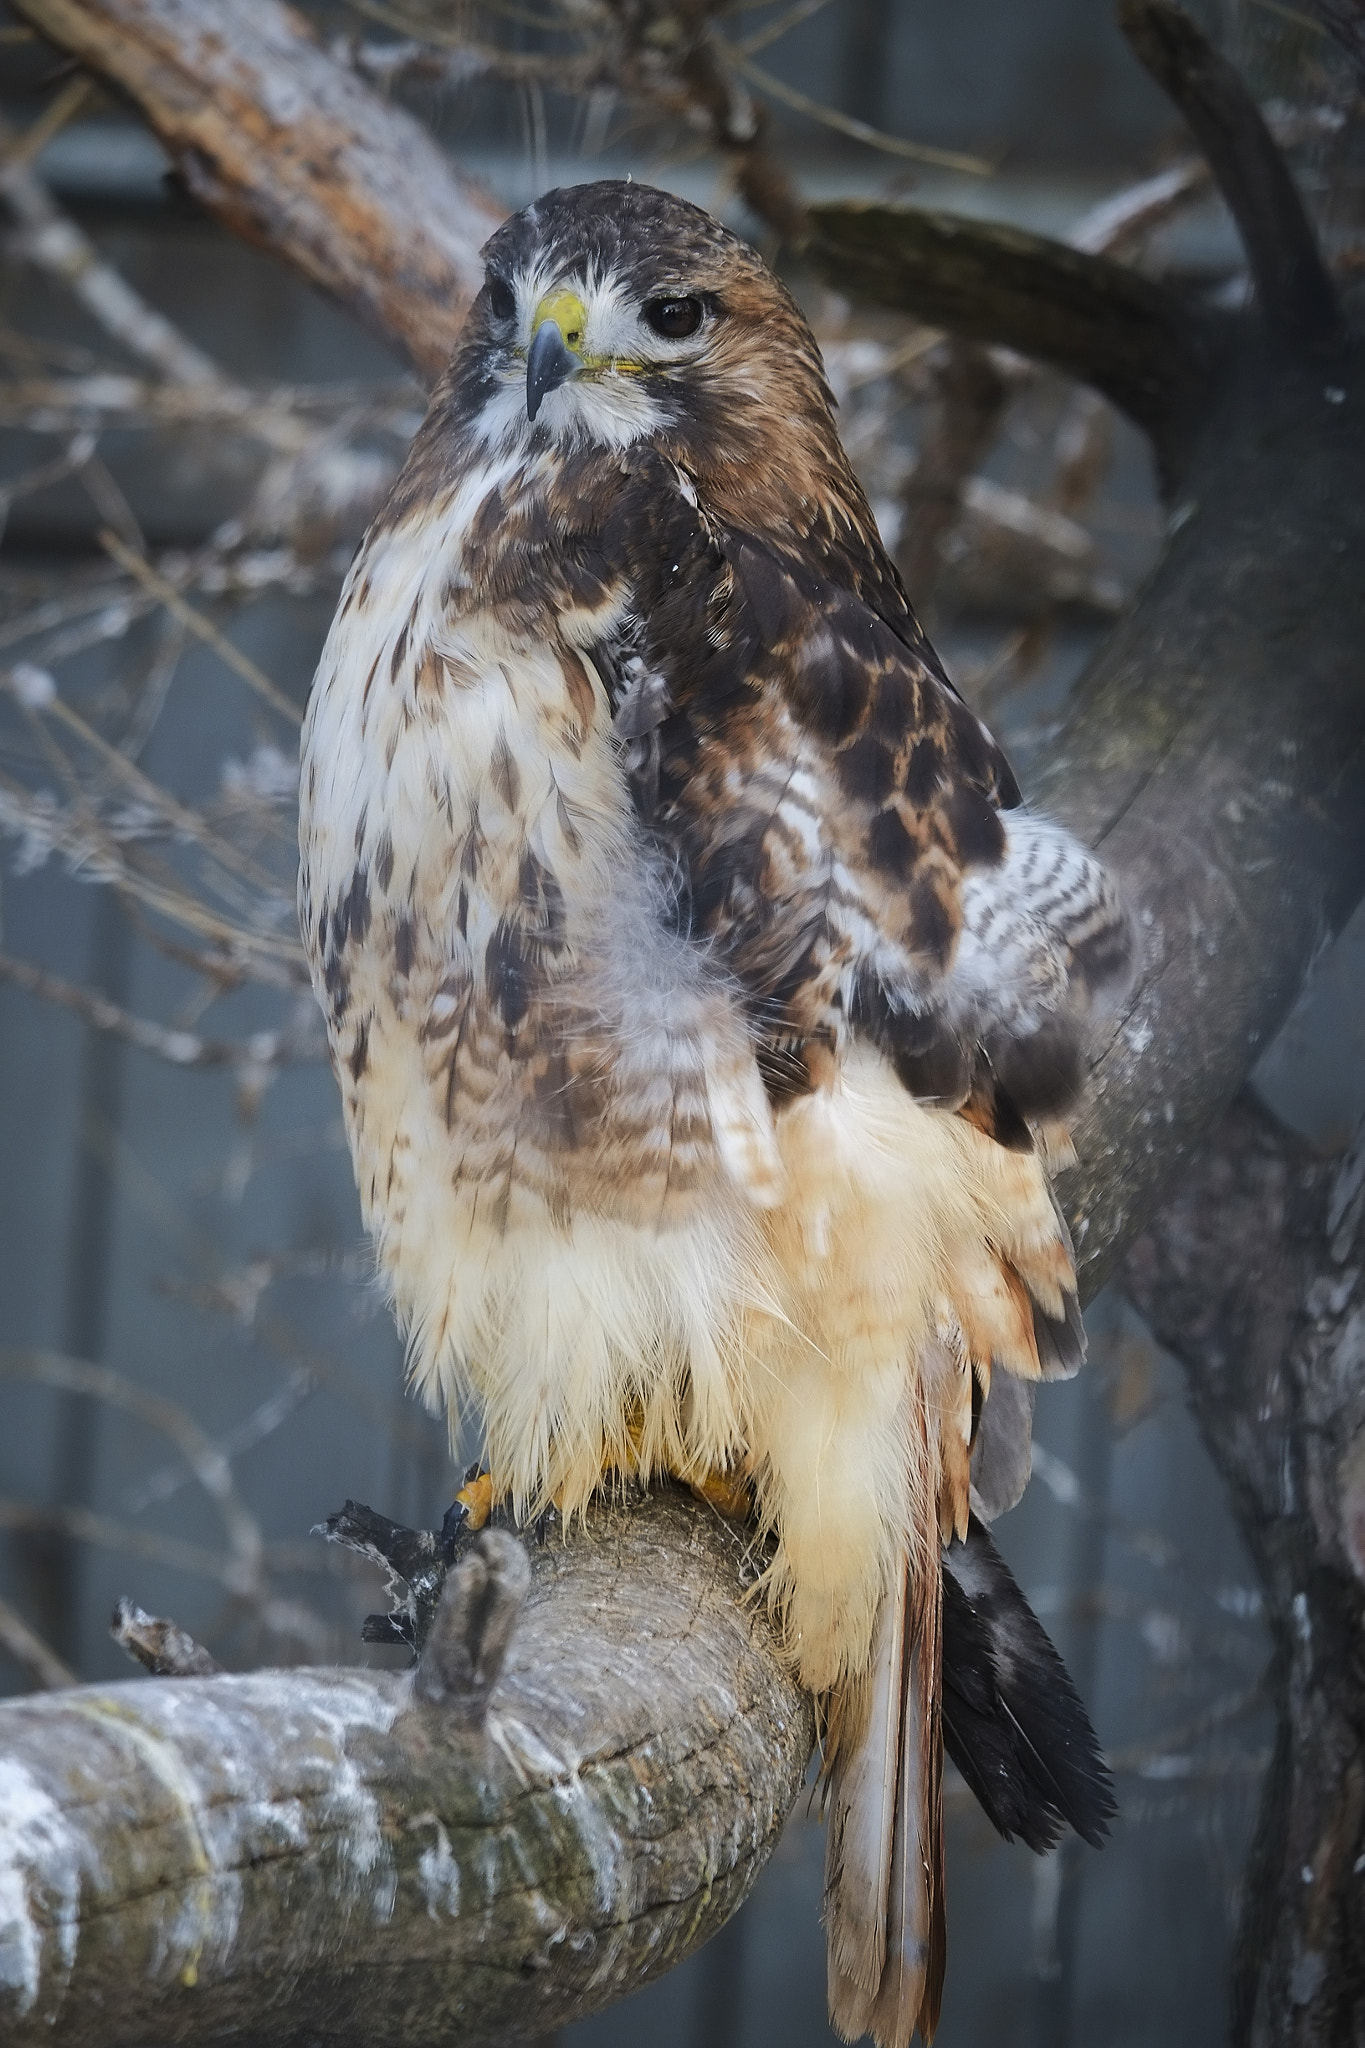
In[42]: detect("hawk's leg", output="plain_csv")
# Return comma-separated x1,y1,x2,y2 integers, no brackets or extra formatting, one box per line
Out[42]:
453,1454,753,1528
687,1467,755,1520
452,1464,495,1532
615,1399,755,1521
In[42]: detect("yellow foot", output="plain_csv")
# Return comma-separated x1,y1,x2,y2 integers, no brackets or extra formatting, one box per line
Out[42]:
452,1468,495,1532
688,1465,755,1521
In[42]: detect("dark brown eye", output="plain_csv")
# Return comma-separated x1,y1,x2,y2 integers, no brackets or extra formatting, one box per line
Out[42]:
487,274,516,323
644,295,704,340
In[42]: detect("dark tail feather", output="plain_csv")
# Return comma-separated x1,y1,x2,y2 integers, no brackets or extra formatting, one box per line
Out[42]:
941,1514,1115,1853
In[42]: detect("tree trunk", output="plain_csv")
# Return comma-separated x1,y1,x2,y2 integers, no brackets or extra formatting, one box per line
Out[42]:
1124,1098,1365,2047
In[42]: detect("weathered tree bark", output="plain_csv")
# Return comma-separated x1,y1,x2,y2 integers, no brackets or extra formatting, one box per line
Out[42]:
1036,334,1365,1303
7,0,506,379
3,2,1365,2043
0,1489,811,2047
1124,1099,1365,2047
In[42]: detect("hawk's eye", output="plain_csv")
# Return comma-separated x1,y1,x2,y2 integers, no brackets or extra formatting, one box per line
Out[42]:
487,274,516,323
644,295,704,340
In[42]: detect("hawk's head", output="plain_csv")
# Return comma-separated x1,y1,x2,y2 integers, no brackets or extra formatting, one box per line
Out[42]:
445,181,851,529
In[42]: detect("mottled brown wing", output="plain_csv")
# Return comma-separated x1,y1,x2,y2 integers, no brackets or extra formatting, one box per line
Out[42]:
588,447,1129,1138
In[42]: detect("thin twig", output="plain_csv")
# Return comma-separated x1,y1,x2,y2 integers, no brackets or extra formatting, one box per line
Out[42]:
0,1595,75,1690
0,123,223,386
0,949,324,1071
0,1498,231,1586
713,38,992,174
737,0,832,56
0,1349,264,1593
0,75,95,175
97,532,302,725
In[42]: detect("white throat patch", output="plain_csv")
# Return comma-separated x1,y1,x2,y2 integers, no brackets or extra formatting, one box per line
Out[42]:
472,365,667,455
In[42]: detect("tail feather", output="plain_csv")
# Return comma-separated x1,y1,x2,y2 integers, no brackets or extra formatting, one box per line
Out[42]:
826,1554,945,2047
825,1568,905,1996
941,1514,1115,1853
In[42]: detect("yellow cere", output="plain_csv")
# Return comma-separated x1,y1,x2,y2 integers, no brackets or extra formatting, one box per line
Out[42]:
532,290,589,350
530,288,646,374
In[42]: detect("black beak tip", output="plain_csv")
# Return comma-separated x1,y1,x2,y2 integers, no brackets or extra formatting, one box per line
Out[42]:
526,320,579,422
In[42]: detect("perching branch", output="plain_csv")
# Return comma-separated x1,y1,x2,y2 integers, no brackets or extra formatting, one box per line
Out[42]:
0,1491,812,2048
1,4,1364,2046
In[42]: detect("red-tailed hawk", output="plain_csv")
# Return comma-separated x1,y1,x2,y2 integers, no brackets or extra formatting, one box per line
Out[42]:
299,181,1128,2045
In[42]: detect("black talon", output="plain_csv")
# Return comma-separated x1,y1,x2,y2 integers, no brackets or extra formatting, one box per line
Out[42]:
362,1611,415,1649
319,1495,469,1661
439,1497,470,1564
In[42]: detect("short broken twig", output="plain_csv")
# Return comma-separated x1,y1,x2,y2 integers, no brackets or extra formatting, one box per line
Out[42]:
410,1531,532,1724
110,1598,222,1677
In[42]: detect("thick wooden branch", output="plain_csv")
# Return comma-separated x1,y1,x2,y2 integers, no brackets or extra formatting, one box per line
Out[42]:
1123,1099,1365,2045
0,1490,811,2047
1119,0,1343,350
1038,337,1365,1302
804,204,1216,464
8,0,506,380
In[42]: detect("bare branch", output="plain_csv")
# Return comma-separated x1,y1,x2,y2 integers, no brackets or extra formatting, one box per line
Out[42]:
0,948,324,1071
0,1350,264,1595
0,1598,75,1692
712,34,992,174
0,112,223,386
1118,0,1343,349
7,0,507,380
96,531,302,725
805,203,1217,467
894,339,1009,600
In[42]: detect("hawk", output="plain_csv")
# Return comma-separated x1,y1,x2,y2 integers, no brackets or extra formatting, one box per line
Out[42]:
299,180,1129,2045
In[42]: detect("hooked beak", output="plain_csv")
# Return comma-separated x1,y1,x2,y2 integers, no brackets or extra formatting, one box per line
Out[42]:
526,319,581,421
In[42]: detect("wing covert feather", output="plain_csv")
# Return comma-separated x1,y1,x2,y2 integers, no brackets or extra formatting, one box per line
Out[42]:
591,448,1131,1125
